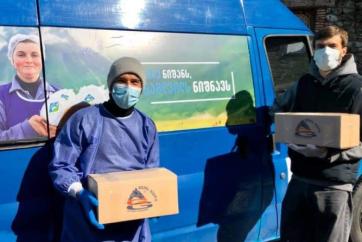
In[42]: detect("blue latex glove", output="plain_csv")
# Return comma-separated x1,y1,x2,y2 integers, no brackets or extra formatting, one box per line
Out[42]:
77,189,105,230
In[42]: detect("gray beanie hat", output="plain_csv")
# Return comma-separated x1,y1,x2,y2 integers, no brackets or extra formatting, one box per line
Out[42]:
107,57,146,89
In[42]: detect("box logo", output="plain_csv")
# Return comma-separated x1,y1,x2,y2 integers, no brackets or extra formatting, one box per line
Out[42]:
127,186,157,211
295,119,320,137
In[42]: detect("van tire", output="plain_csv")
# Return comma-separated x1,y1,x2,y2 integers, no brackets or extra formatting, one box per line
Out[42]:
350,179,362,242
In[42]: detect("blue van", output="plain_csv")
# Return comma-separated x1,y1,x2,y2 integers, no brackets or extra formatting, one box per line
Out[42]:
0,0,361,241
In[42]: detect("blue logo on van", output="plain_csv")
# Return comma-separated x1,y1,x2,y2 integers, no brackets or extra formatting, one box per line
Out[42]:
295,119,320,137
49,102,59,113
84,94,95,103
60,94,70,100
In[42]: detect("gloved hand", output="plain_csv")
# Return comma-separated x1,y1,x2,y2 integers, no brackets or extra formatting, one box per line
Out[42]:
77,189,105,230
288,144,328,158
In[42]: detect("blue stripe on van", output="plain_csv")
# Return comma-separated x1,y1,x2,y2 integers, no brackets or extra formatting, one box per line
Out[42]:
0,0,38,26
39,0,246,34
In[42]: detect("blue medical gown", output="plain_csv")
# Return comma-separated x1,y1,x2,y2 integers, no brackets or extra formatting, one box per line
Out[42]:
49,104,159,242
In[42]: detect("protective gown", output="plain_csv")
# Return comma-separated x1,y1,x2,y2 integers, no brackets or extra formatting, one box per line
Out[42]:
49,104,159,242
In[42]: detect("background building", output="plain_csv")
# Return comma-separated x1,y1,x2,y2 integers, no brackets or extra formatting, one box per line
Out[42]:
283,0,362,73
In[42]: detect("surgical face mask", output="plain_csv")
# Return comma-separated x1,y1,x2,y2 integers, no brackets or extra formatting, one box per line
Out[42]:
111,83,141,109
313,46,342,71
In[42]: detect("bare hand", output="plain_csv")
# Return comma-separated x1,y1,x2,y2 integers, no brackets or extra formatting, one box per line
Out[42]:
28,115,48,137
48,124,57,138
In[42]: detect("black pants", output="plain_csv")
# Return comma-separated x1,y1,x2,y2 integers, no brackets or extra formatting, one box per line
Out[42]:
60,198,149,242
281,177,352,242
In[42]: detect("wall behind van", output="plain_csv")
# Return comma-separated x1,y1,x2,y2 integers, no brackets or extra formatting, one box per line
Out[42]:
283,0,362,74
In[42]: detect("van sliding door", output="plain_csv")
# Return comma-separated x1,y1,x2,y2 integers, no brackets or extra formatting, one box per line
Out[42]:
254,27,312,240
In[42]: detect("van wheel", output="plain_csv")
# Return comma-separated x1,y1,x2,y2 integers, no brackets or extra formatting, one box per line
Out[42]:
350,179,362,242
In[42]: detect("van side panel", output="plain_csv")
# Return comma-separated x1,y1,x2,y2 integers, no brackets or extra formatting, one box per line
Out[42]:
0,147,52,241
254,27,312,240
39,25,265,241
152,126,271,241
246,27,279,240
0,1,41,241
0,1,313,241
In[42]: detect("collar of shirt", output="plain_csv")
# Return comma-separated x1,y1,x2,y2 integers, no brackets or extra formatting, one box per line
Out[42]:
8,77,56,100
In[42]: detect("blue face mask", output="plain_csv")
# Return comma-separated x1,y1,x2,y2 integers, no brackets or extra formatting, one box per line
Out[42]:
111,83,141,109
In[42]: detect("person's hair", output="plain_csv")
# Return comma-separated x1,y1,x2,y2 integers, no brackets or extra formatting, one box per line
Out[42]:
20,39,37,44
314,25,348,48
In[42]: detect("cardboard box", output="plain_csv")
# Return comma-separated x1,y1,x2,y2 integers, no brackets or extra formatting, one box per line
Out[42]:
275,112,360,149
88,168,179,224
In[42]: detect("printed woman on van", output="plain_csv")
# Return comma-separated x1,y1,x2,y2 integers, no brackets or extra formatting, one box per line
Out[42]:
0,34,57,141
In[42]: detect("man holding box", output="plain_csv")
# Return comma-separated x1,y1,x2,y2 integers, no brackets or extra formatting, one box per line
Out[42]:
271,26,362,242
49,57,159,242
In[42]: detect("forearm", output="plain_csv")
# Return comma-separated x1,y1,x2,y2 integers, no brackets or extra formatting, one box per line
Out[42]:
49,123,83,195
0,120,37,141
145,131,160,168
328,143,362,163
270,80,298,118
334,90,362,162
49,159,82,196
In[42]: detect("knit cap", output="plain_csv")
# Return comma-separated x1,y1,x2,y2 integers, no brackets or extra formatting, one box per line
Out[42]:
107,57,146,89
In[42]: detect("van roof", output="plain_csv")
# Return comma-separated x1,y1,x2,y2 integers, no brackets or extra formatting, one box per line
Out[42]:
1,0,309,34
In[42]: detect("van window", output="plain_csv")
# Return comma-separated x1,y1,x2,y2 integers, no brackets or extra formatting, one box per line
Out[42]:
265,36,311,95
0,27,51,146
42,28,257,132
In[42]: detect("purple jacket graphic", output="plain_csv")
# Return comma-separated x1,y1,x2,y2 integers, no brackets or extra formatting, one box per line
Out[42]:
0,77,56,141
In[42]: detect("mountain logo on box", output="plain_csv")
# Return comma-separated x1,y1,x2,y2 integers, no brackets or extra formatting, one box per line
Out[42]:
295,119,320,137
127,187,157,211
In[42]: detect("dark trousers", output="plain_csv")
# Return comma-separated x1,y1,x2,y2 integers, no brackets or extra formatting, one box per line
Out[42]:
281,177,352,242
60,198,150,242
